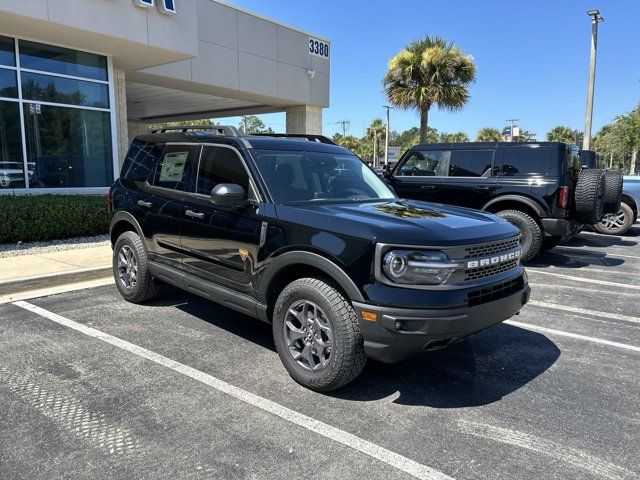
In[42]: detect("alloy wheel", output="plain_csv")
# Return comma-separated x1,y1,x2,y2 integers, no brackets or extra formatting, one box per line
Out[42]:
599,210,626,232
117,245,138,290
284,300,333,371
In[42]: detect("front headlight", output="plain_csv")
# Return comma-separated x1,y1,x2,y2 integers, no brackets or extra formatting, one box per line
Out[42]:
382,250,461,285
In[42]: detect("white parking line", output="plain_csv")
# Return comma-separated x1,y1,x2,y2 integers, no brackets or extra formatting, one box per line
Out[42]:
526,269,640,290
505,320,640,353
12,300,453,480
528,265,633,276
528,300,640,325
552,246,640,260
457,420,632,480
529,283,639,297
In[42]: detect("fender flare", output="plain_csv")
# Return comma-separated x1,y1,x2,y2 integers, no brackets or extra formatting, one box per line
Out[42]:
110,211,146,248
258,251,365,304
482,195,548,218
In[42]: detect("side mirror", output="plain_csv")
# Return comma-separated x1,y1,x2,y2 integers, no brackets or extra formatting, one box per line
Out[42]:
211,183,247,207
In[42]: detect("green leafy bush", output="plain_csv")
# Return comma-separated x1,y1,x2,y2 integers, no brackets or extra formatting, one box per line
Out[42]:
0,195,110,244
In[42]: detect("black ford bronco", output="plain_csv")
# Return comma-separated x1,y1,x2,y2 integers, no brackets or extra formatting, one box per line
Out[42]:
108,126,530,391
385,142,610,262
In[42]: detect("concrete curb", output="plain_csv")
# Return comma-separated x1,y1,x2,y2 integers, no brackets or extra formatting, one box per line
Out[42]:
0,266,112,296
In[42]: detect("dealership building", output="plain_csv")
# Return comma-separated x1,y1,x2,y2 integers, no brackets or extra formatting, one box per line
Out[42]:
0,0,330,193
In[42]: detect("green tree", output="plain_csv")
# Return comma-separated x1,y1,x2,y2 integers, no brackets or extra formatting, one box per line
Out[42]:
438,131,469,143
546,125,582,145
238,115,274,134
365,119,386,161
593,104,640,172
383,36,476,143
475,127,503,142
147,119,216,132
394,126,438,152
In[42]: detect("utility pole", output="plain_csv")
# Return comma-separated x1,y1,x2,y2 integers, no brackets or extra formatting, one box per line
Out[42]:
383,106,391,166
373,130,378,167
583,10,604,151
505,119,519,142
335,120,350,137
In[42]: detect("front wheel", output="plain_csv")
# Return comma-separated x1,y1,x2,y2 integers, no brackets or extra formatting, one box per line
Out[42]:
496,210,542,262
272,278,366,392
594,202,634,236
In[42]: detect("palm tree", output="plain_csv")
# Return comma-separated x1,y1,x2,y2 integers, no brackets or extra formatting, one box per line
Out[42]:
365,119,386,162
383,36,476,143
475,127,503,142
546,125,582,145
439,132,469,143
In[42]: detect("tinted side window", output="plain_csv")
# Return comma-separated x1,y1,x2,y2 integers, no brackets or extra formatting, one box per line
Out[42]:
151,145,199,192
121,139,162,184
196,146,249,195
449,150,494,177
499,147,552,176
397,151,450,176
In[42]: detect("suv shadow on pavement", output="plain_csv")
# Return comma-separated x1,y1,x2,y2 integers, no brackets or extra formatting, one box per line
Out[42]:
146,289,559,408
527,249,626,269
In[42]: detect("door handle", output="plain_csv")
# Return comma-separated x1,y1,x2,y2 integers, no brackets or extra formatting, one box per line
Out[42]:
420,185,437,190
185,209,205,220
474,186,490,192
137,200,153,208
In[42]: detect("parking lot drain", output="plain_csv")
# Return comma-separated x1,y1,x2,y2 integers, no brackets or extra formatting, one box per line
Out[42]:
13,300,453,480
457,420,633,479
0,366,139,455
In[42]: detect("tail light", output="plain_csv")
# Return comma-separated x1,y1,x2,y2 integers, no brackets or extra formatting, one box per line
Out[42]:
106,187,112,212
557,186,569,208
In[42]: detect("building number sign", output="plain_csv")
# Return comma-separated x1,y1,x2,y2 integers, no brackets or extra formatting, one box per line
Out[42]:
309,37,330,59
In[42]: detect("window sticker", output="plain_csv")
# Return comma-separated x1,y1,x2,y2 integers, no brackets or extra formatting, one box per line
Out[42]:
159,152,188,183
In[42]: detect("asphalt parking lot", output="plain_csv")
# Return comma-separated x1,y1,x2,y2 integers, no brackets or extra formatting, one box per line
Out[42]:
1,225,639,480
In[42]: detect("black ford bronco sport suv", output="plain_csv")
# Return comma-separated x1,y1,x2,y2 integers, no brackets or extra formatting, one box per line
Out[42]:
385,142,610,262
109,126,530,391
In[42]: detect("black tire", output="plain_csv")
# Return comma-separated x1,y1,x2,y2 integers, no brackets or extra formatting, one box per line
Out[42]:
272,278,366,392
113,231,160,303
541,235,563,252
594,202,634,236
497,210,542,262
575,169,606,224
603,170,623,214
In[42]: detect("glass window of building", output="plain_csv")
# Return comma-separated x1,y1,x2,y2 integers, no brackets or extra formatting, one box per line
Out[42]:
23,103,113,188
21,72,109,108
19,40,108,81
0,36,15,67
0,101,25,189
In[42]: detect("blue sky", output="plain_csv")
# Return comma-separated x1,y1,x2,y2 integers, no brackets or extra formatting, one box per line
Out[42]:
222,0,639,140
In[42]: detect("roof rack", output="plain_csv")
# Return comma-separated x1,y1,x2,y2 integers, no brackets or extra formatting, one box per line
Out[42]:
151,125,240,137
251,133,337,145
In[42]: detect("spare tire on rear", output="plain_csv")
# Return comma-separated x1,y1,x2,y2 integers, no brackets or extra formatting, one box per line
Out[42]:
603,170,623,214
575,168,606,224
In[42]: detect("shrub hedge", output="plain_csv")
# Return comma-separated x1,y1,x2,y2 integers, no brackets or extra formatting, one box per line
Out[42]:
0,195,110,244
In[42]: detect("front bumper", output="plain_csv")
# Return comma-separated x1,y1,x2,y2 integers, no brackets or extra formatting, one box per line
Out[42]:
541,218,580,237
352,274,531,363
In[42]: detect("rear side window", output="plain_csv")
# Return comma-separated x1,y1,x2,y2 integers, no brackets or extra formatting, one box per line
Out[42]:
150,144,199,191
449,150,494,177
498,147,553,176
396,150,450,176
196,146,249,195
120,139,163,183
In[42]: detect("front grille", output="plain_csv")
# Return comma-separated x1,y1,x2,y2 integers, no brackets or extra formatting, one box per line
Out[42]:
464,258,520,281
464,237,520,259
468,275,525,307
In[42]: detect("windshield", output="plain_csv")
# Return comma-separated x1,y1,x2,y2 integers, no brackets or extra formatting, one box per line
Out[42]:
252,150,396,204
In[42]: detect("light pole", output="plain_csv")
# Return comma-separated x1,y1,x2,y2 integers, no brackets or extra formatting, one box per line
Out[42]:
383,106,391,166
583,9,604,151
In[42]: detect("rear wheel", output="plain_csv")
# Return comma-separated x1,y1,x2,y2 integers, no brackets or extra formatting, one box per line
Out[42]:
603,170,623,214
496,210,542,262
272,278,366,392
575,169,606,224
594,202,634,235
113,231,160,303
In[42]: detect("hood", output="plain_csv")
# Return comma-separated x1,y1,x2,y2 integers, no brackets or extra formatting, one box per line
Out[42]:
275,200,519,246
